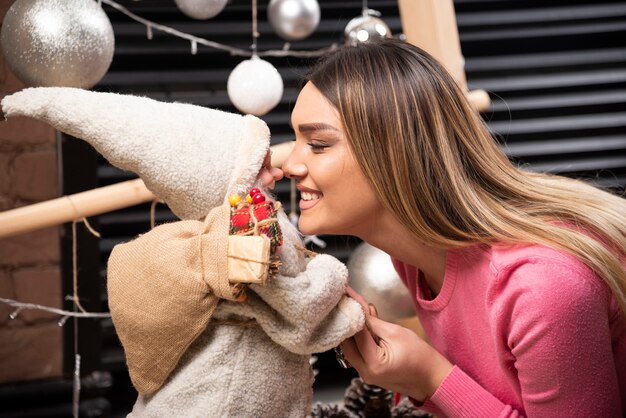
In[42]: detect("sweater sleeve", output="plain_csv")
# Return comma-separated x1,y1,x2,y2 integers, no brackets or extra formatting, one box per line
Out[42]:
424,257,622,418
421,366,521,417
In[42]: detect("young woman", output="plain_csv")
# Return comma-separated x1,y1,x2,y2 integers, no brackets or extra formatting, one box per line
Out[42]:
280,39,626,417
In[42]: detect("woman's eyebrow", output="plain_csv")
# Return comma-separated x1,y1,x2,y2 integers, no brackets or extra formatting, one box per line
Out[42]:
297,123,339,133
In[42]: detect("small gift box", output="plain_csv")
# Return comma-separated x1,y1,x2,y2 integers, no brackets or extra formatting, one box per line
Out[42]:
227,235,271,284
226,189,282,288
230,201,282,253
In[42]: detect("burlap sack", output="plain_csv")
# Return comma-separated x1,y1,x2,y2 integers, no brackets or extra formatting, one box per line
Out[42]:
107,204,239,396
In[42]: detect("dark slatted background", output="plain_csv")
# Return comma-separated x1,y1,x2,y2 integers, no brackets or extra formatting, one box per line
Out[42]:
2,0,624,416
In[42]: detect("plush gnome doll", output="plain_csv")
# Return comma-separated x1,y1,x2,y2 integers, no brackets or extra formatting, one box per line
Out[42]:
1,87,365,417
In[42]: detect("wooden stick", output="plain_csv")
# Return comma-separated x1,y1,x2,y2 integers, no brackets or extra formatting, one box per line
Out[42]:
0,142,295,239
0,178,155,239
269,141,294,169
467,89,491,113
398,0,466,89
397,0,491,112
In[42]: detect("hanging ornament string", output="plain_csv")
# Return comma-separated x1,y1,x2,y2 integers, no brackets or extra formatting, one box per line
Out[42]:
289,178,298,225
150,199,166,229
251,0,259,54
72,219,97,313
66,193,102,313
71,225,86,418
72,300,81,418
71,220,88,418
72,352,81,418
99,0,339,58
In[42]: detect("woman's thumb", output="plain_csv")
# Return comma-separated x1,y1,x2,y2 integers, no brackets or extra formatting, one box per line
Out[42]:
369,314,425,346
365,314,401,345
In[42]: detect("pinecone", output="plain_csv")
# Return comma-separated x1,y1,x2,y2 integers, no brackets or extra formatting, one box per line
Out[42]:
391,398,433,418
309,402,353,418
343,378,393,418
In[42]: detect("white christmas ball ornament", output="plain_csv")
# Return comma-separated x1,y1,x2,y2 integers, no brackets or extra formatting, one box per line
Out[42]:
344,11,392,46
227,56,284,116
174,0,228,20
268,0,321,41
0,0,115,88
347,242,415,322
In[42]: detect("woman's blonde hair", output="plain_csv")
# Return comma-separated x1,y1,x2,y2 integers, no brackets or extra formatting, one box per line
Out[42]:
308,39,626,313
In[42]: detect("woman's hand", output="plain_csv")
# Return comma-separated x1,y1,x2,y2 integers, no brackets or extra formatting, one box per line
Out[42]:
341,287,454,402
257,150,283,189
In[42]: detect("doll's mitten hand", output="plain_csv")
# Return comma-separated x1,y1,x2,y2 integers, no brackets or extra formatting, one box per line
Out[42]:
251,253,348,321
244,253,365,354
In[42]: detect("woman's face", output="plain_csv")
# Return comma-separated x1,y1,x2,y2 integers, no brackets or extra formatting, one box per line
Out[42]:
282,81,384,236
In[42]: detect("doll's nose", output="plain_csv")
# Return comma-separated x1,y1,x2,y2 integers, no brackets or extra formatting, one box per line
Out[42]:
270,166,284,182
258,150,284,187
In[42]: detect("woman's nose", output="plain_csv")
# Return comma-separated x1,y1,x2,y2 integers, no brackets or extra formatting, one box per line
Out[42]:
281,149,307,179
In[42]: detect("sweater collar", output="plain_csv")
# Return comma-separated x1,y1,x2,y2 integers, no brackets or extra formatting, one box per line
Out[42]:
415,248,459,311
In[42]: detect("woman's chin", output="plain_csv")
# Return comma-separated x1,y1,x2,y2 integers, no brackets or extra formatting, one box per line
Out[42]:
297,222,315,236
297,218,321,236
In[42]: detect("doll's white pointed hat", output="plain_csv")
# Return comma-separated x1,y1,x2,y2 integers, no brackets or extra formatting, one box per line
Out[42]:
0,87,270,219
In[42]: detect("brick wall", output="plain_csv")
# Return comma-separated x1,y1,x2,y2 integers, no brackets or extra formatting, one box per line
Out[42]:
0,0,64,384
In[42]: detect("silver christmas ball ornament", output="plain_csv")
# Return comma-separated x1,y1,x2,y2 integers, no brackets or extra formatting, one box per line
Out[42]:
344,9,392,46
227,56,284,116
347,243,415,322
174,0,228,20
268,0,321,41
0,0,115,89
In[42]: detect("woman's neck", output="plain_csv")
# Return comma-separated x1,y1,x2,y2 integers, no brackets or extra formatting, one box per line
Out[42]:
357,213,447,295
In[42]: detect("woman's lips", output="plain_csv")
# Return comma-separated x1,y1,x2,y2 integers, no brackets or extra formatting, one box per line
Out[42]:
299,196,320,210
298,189,322,210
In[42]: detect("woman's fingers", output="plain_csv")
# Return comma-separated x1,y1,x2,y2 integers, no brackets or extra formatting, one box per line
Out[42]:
346,286,368,308
345,286,379,317
345,286,381,345
364,315,398,342
342,317,392,368
353,322,383,361
342,316,451,400
340,336,365,370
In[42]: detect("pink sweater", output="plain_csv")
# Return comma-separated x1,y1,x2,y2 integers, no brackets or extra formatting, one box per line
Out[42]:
392,243,626,417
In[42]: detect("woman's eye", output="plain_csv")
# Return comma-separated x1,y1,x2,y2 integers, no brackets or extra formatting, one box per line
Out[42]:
308,142,329,152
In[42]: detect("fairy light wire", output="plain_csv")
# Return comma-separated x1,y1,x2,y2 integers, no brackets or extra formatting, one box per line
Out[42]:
99,0,340,58
1,297,111,319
